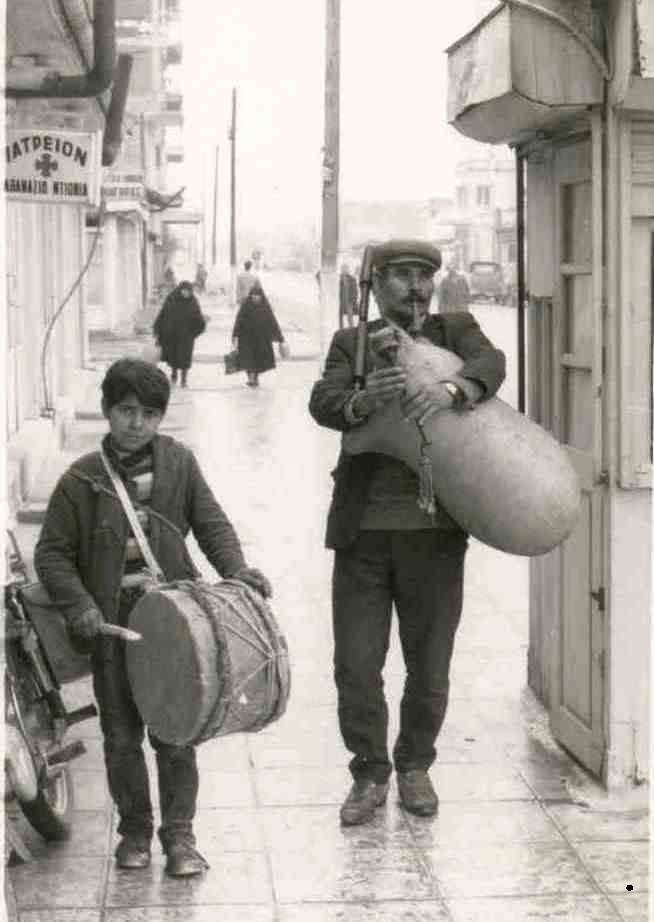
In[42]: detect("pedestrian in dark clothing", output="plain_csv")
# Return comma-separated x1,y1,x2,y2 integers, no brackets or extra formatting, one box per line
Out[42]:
194,262,208,294
232,283,286,387
339,263,359,328
34,358,272,877
153,280,206,387
438,265,470,312
309,239,506,827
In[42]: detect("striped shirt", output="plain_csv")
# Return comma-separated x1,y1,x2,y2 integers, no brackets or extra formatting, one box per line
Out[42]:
102,436,155,583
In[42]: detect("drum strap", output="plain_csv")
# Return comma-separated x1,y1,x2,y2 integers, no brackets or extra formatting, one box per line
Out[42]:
100,448,165,582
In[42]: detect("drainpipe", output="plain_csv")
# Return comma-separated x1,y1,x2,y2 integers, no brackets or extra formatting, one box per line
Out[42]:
516,148,526,415
101,54,133,166
6,0,115,98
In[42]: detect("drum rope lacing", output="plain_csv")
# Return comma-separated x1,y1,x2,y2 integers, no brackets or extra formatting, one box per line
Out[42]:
215,586,287,721
177,579,288,740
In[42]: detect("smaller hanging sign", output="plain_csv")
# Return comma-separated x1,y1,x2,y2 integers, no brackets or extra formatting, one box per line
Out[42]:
102,170,146,212
4,129,102,205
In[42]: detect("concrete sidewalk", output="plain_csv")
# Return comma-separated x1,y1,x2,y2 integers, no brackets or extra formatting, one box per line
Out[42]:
6,358,650,922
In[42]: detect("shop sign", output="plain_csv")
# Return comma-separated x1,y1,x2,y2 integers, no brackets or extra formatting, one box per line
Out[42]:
4,130,102,205
102,170,146,211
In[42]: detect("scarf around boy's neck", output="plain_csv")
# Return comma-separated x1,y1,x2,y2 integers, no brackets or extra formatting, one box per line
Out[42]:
102,433,154,479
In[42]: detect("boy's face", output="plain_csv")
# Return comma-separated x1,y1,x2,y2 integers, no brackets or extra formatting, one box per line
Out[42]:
103,393,163,452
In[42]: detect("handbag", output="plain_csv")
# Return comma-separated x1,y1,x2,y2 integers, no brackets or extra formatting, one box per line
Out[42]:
224,350,241,375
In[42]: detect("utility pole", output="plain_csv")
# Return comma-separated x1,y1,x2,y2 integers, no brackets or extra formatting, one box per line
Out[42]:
229,87,237,307
320,0,340,361
212,144,219,266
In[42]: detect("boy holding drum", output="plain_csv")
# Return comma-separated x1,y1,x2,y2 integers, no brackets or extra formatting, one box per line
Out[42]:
35,358,271,876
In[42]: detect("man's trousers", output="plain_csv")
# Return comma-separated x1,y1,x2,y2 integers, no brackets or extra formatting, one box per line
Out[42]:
332,529,467,783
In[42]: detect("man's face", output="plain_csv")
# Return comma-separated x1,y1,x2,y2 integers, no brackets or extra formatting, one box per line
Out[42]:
373,263,435,328
103,393,163,453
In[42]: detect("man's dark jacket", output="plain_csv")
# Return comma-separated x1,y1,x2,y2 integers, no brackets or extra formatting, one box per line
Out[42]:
34,434,246,631
309,313,506,550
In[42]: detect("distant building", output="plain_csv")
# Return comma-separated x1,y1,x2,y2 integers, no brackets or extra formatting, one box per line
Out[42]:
341,200,432,254
431,150,516,272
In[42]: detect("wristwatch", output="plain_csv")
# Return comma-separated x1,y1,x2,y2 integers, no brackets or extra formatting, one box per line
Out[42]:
442,380,465,409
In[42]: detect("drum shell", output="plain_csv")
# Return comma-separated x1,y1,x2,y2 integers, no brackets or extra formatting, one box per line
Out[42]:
343,337,581,557
126,580,290,746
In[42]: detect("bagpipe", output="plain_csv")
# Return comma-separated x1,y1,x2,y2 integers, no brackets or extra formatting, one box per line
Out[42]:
342,245,580,557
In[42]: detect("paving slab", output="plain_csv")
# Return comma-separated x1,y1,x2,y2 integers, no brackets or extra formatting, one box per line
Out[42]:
445,894,629,922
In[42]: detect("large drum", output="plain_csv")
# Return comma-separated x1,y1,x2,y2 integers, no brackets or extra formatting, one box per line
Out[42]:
125,579,290,746
343,326,581,556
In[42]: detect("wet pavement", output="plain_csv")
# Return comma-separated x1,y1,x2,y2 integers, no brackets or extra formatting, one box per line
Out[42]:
5,287,650,921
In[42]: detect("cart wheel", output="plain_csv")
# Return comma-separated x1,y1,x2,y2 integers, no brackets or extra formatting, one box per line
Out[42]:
19,766,74,841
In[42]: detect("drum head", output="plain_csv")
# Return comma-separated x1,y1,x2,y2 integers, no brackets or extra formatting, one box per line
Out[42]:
126,587,222,745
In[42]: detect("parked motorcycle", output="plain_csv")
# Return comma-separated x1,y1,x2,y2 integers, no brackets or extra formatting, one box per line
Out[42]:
4,529,97,849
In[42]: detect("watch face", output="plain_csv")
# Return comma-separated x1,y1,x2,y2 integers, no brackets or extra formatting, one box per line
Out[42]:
444,382,463,404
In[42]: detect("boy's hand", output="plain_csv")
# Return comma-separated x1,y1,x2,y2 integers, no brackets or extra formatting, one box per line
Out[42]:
69,607,104,640
233,566,273,598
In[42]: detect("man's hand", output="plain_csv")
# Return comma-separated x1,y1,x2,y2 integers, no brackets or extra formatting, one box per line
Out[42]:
234,566,273,598
69,607,104,641
400,381,455,425
353,367,407,417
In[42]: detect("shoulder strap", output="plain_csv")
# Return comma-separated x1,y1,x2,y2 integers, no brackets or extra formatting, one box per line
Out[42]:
99,448,165,582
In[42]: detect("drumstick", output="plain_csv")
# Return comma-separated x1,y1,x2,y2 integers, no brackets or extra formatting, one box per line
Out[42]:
99,623,143,642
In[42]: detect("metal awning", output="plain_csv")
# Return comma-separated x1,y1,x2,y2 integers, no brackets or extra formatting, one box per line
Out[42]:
446,1,606,145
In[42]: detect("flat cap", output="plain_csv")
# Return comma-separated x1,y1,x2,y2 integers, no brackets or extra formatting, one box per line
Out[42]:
372,239,442,272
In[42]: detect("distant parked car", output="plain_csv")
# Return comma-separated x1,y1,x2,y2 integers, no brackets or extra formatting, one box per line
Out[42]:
469,261,507,304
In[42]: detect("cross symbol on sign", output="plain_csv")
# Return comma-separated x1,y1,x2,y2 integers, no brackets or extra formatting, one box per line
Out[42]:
35,153,59,178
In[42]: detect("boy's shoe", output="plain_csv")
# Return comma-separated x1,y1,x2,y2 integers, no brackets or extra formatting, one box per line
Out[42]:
396,770,439,817
340,779,389,826
164,842,209,877
115,837,151,869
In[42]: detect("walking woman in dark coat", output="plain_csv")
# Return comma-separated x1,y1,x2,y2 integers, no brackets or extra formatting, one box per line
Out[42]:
232,283,285,387
153,280,206,387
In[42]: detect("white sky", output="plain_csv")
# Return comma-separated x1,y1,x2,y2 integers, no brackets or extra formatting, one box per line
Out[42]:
179,1,499,245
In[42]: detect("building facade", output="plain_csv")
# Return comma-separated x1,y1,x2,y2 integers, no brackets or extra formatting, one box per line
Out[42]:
447,0,652,787
4,0,187,517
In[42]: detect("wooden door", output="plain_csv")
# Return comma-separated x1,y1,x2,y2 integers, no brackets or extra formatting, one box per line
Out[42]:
550,120,606,776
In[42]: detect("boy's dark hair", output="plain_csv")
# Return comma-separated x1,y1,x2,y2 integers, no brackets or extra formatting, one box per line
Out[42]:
244,260,253,270
101,359,170,412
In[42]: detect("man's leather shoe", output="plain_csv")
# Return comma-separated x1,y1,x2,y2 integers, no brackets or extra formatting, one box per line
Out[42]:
397,770,439,816
115,837,151,869
164,843,209,877
340,779,389,826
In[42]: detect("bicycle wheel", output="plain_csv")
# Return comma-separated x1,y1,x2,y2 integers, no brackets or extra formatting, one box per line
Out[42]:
19,765,74,841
